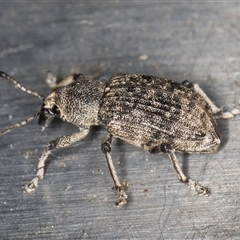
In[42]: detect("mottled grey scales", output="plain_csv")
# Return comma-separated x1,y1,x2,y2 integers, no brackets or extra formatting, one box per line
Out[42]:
99,73,219,153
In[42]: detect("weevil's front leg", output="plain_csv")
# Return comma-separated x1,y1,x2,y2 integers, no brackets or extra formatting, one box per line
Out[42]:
101,134,128,207
23,128,89,193
162,143,211,195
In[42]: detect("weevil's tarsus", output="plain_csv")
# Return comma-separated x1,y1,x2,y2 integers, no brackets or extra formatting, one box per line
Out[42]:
45,71,57,89
0,71,44,100
101,134,128,206
188,179,211,195
230,102,240,116
166,145,210,196
23,128,89,193
0,112,40,136
112,182,128,207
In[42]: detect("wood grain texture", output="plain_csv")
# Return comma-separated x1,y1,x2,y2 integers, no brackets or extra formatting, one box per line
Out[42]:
0,2,240,239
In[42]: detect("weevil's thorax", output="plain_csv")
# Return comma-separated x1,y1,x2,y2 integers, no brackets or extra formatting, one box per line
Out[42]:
41,75,105,129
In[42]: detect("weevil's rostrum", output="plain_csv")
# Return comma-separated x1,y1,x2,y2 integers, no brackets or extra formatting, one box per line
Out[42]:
99,74,220,154
0,71,239,207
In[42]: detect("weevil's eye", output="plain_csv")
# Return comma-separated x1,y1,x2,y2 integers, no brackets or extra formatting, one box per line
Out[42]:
42,105,60,116
45,108,53,115
52,105,60,117
38,104,60,129
38,107,50,128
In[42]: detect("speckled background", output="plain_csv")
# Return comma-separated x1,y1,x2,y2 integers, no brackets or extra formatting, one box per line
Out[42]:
0,2,240,239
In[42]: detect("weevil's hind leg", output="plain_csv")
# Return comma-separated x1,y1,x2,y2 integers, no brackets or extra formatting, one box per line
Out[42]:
192,83,223,115
193,83,238,119
161,143,210,195
183,80,239,119
23,128,89,193
101,134,128,207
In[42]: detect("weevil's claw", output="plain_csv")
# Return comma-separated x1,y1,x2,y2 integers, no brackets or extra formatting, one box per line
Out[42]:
113,186,128,207
22,177,39,193
188,179,211,196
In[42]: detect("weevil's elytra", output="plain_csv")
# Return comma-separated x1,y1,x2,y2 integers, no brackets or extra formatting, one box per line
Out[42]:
99,74,221,154
0,71,239,207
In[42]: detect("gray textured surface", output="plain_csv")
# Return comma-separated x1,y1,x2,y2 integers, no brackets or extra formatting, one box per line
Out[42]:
0,2,240,239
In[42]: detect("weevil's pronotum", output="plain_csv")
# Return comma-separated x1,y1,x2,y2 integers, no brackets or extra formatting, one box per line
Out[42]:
0,71,239,206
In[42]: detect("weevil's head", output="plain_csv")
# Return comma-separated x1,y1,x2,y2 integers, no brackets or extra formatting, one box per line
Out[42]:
38,73,82,130
37,74,86,130
38,93,60,130
0,71,103,136
38,73,106,131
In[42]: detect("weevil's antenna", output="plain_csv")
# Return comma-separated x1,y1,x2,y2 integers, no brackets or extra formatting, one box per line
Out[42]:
0,71,44,100
0,112,40,136
0,72,44,136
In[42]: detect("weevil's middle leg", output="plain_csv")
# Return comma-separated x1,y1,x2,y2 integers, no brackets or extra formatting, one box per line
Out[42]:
101,134,128,207
161,143,211,195
23,129,89,193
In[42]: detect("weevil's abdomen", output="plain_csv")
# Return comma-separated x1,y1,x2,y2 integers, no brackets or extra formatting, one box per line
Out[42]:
99,74,221,153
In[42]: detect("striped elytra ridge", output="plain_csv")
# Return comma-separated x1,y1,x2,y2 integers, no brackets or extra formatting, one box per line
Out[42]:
99,73,220,153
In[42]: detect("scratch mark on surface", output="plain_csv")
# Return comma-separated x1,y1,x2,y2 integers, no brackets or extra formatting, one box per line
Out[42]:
0,43,34,58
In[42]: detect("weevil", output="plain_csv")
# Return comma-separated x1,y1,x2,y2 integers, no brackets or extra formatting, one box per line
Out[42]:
0,71,239,206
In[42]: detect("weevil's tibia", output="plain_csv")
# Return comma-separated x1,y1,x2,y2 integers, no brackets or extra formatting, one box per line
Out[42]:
101,134,128,207
23,129,89,193
163,144,211,195
191,82,240,119
0,71,44,100
0,112,40,136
